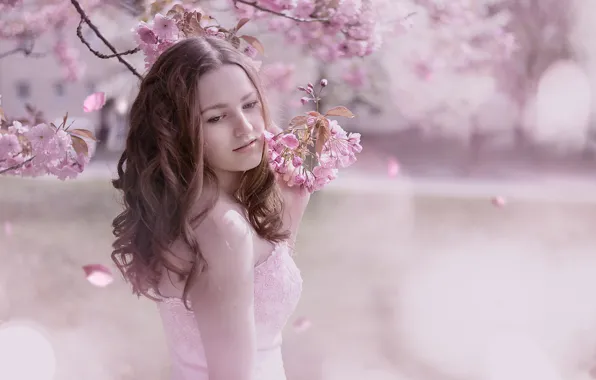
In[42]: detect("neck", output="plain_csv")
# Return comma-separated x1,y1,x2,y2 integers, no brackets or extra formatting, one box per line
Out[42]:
214,169,243,196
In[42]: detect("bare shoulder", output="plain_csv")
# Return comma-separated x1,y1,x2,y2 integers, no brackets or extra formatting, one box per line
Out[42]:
194,197,255,269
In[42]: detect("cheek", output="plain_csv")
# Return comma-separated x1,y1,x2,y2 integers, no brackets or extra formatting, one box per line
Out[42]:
249,112,266,131
203,129,229,162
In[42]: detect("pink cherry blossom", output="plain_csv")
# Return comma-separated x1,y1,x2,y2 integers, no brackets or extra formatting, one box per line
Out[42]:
82,264,114,287
0,133,20,159
25,124,54,150
83,92,106,113
1,93,95,180
265,80,361,193
280,133,300,149
135,22,158,45
152,13,179,41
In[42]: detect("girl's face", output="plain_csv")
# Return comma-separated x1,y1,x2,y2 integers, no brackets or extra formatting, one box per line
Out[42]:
197,64,266,190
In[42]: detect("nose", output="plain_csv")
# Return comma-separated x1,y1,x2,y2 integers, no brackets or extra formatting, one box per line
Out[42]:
233,110,254,137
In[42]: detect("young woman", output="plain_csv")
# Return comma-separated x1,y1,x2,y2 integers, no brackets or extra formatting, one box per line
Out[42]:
111,36,310,380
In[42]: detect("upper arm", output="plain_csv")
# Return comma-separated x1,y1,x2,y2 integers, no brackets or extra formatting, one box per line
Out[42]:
188,207,256,380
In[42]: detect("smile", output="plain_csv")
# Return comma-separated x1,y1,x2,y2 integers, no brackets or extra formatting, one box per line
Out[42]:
233,139,257,152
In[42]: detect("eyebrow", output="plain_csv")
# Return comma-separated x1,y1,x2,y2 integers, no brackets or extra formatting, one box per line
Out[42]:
201,91,257,114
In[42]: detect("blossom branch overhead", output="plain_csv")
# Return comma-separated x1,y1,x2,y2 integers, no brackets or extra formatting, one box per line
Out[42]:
69,0,143,79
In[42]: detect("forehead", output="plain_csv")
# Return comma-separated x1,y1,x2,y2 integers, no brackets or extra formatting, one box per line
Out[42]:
197,64,256,108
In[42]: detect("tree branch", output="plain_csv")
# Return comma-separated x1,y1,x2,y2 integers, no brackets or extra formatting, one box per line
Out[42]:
70,0,143,80
0,39,46,60
76,19,140,59
234,0,329,22
0,156,35,175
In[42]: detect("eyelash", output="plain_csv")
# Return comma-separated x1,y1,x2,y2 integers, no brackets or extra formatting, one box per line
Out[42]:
207,101,260,123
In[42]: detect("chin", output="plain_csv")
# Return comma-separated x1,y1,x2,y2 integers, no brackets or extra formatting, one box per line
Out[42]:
238,154,263,171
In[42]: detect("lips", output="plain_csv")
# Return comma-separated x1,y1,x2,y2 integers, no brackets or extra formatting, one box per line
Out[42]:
233,139,257,151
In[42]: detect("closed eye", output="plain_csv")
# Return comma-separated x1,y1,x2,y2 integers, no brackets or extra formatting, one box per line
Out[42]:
207,115,224,123
243,101,259,110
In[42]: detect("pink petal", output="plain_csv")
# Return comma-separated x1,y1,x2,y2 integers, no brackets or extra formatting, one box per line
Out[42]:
83,92,106,113
292,316,312,333
82,264,113,287
387,157,400,177
491,196,507,208
3,222,12,236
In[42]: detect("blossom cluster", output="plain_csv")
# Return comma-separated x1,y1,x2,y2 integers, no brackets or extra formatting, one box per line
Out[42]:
134,4,265,70
0,94,100,179
266,79,362,193
232,0,398,63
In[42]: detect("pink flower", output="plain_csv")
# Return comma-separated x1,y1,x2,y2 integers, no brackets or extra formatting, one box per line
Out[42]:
8,120,28,134
82,264,114,287
25,123,54,150
292,173,306,185
152,14,178,41
294,0,315,18
300,97,310,105
83,92,106,113
243,45,258,58
280,133,300,149
0,134,20,160
136,22,158,45
292,155,303,167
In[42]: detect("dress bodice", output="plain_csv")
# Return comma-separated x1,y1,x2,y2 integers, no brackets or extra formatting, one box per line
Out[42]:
156,241,303,380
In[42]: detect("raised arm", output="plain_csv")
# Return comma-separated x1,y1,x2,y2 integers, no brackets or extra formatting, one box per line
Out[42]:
188,206,256,380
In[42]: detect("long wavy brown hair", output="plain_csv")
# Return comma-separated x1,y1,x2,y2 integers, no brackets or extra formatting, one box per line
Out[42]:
111,37,289,308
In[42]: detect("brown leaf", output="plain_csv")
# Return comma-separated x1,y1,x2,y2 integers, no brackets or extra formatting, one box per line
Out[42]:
239,35,265,55
70,128,97,141
307,111,323,118
0,106,4,121
71,135,89,156
290,116,309,126
325,106,355,118
235,18,250,32
166,4,185,19
315,119,331,155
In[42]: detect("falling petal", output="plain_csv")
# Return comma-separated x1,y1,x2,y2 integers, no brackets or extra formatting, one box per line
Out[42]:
387,157,400,177
293,316,312,333
82,264,113,287
491,196,507,208
83,92,106,113
3,222,12,236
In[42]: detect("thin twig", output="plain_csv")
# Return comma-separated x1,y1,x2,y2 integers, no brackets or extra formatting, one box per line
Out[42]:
0,39,46,60
0,156,35,175
70,0,143,79
234,0,329,22
76,19,140,58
